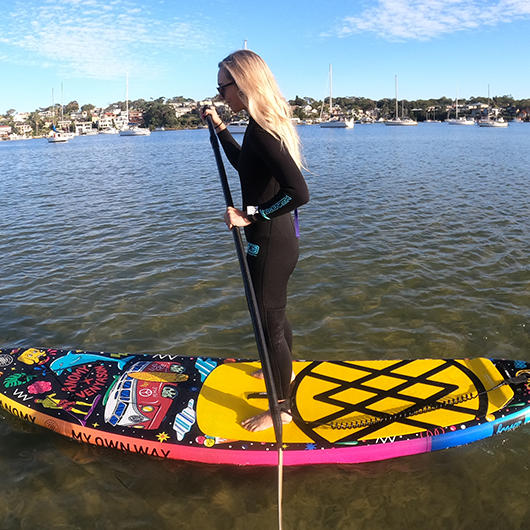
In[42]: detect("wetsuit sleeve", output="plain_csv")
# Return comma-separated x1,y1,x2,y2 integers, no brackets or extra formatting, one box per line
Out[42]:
252,128,309,219
217,129,242,170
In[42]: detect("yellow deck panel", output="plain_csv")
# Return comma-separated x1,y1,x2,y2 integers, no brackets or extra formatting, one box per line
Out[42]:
197,359,514,444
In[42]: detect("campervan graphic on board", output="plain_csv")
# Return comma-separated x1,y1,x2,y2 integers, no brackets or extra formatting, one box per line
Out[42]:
104,360,188,430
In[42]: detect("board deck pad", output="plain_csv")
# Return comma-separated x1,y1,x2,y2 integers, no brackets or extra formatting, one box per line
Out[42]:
0,348,529,466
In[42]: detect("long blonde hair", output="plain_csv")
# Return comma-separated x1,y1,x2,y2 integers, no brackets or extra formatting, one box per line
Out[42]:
219,50,303,169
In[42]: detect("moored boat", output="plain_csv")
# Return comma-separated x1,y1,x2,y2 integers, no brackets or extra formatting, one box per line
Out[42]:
446,85,475,125
385,118,418,126
227,120,248,134
384,76,417,126
47,131,69,143
478,84,508,128
320,64,354,129
447,117,475,125
478,117,508,128
119,126,151,136
320,118,354,129
119,73,151,137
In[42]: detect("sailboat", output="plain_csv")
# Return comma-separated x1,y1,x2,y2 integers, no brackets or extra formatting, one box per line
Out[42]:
385,76,417,126
320,65,354,128
47,88,70,143
446,85,474,125
478,85,508,128
119,73,151,136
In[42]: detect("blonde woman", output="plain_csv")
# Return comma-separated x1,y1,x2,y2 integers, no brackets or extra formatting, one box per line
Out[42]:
203,50,309,432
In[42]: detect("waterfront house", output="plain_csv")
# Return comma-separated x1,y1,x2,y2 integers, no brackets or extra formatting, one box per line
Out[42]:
75,122,94,134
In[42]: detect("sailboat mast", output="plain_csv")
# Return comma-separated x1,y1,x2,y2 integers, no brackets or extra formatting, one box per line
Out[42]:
455,84,459,119
126,72,129,124
395,75,398,119
329,64,333,118
61,82,64,127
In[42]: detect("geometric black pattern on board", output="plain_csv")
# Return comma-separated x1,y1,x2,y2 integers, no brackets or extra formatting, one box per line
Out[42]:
291,359,489,445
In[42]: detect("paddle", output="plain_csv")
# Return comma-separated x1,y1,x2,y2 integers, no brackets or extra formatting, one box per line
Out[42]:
205,116,284,530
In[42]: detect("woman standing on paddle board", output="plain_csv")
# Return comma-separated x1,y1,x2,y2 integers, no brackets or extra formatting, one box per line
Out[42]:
202,50,309,432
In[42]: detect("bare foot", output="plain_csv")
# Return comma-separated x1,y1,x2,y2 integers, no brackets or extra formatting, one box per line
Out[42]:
251,369,296,383
241,409,292,432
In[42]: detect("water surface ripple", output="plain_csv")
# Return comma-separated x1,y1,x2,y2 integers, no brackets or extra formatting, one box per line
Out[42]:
1,124,530,529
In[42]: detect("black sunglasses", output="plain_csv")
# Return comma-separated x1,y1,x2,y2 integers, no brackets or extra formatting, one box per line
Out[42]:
217,81,236,97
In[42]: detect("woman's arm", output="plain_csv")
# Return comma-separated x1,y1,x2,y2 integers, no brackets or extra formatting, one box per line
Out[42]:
249,126,309,220
201,106,241,170
217,129,242,170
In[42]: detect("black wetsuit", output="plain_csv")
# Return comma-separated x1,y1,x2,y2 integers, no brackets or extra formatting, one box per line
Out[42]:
218,117,309,401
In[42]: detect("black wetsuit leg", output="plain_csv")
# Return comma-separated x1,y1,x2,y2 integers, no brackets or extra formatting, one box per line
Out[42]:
246,215,298,402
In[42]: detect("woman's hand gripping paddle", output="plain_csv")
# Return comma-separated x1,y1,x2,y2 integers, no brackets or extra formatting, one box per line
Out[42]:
206,116,284,530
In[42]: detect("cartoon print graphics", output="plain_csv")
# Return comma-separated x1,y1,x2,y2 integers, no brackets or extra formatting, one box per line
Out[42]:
104,360,188,430
35,393,101,426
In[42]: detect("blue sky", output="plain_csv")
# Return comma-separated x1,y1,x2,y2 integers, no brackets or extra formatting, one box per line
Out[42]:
1,0,530,113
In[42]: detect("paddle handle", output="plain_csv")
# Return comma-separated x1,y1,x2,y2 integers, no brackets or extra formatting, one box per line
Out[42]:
206,116,283,443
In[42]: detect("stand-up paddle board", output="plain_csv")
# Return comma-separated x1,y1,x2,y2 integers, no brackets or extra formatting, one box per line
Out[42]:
1,347,529,466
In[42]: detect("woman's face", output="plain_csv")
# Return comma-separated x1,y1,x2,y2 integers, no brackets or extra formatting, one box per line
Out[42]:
218,68,246,113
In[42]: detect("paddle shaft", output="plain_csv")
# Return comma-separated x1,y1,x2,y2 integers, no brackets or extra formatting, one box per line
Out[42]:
205,116,284,448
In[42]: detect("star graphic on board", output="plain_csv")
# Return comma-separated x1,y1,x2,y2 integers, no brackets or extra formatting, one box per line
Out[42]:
92,422,99,428
157,432,170,443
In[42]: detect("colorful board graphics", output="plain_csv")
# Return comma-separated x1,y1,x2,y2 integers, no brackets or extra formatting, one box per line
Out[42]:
0,348,529,466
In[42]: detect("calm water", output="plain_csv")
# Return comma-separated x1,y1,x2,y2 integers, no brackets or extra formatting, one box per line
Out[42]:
1,124,530,529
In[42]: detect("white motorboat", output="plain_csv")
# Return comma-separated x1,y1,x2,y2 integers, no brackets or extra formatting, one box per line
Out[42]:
119,126,151,136
447,117,475,125
320,118,354,129
47,131,69,143
384,76,417,126
478,117,508,128
227,120,248,134
385,118,418,126
99,128,119,135
320,65,354,129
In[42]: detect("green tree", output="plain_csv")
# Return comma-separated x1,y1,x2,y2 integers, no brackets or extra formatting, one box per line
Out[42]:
292,106,307,120
81,104,95,120
27,111,44,136
290,95,307,107
65,100,79,114
143,98,179,129
132,98,148,111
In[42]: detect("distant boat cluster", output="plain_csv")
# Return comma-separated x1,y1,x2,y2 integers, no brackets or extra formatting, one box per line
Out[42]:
44,74,152,143
1,68,523,142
